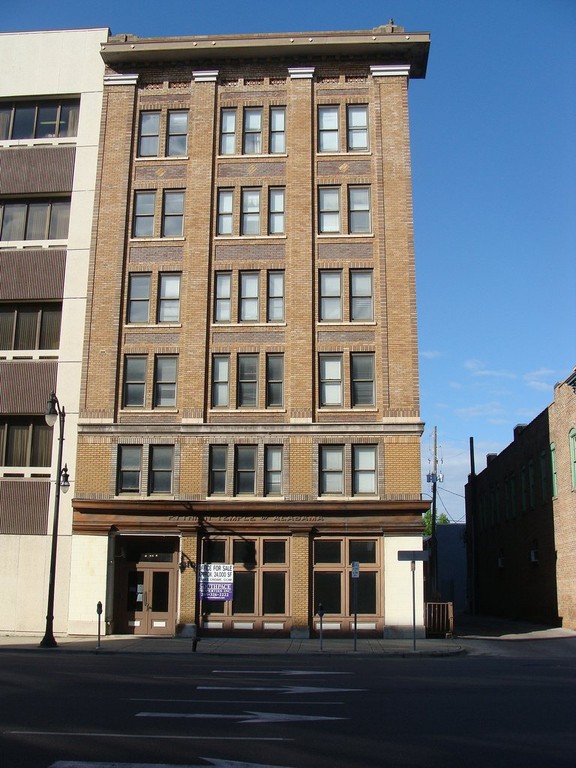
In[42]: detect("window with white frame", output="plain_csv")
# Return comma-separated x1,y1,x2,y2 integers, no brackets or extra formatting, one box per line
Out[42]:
235,445,257,494
267,271,284,322
351,353,375,407
241,188,261,235
217,189,233,235
243,108,262,154
570,429,576,490
211,354,230,407
550,443,557,497
266,353,283,407
0,199,70,241
268,187,285,234
319,354,342,406
0,99,80,140
118,445,142,493
350,270,373,321
166,111,188,156
209,445,228,494
154,355,178,407
239,272,259,321
237,354,258,407
215,272,232,322
347,105,368,151
0,303,61,350
353,445,377,494
265,445,283,495
319,271,342,321
133,191,155,238
220,108,236,155
138,112,160,157
123,356,147,407
318,106,339,152
320,445,344,495
318,187,340,233
127,273,151,323
162,190,184,237
149,445,173,493
269,107,286,153
157,273,181,323
348,186,371,233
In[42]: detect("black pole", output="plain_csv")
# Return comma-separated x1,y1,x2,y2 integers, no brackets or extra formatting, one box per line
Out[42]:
40,398,65,648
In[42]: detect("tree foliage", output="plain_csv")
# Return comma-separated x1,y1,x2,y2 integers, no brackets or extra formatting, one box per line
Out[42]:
422,509,450,536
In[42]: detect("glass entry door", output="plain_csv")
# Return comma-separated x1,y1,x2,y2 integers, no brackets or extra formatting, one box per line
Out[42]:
126,567,173,635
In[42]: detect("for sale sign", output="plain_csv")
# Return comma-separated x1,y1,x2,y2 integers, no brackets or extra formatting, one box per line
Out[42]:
199,563,234,601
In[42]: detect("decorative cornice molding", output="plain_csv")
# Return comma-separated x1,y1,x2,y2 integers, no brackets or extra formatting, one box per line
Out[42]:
288,67,315,80
370,64,411,78
193,70,219,82
104,73,139,86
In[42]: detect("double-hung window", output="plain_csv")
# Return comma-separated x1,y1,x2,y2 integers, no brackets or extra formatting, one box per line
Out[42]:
158,273,181,323
211,355,230,407
241,188,261,235
347,105,368,151
319,271,342,321
350,270,373,321
215,272,232,322
267,271,284,322
353,446,377,495
217,189,233,235
127,273,151,323
351,353,375,407
220,108,236,155
133,191,155,237
318,187,340,233
318,106,339,152
319,354,342,406
209,445,228,494
162,190,184,237
239,272,259,321
166,111,188,156
243,108,262,154
320,445,344,495
268,187,285,234
149,445,173,493
237,354,258,407
0,199,70,241
266,353,283,407
348,186,371,233
270,107,286,153
265,446,283,495
154,355,178,407
235,445,257,494
570,429,576,490
123,356,147,407
138,112,160,156
118,445,142,493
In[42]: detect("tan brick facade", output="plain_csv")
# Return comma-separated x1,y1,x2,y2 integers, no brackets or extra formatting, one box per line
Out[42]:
73,26,430,638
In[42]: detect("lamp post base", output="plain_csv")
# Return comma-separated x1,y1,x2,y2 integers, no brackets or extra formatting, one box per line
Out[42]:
39,633,58,648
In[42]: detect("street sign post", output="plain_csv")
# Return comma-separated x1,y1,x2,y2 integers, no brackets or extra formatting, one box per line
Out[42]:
397,550,429,651
351,561,359,651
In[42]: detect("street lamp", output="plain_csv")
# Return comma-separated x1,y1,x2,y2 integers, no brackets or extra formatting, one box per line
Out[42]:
40,391,70,648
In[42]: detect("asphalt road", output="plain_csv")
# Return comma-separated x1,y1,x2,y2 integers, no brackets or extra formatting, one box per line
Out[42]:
2,640,576,768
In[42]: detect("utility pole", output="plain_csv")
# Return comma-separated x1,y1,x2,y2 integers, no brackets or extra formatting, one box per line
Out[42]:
426,426,443,600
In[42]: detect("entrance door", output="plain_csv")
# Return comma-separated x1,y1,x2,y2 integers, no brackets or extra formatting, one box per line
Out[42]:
125,566,174,635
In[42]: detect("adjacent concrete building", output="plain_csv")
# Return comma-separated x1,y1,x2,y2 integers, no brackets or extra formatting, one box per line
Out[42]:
466,369,576,628
0,29,108,634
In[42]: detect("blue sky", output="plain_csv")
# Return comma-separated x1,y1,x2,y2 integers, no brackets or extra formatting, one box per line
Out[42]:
4,0,575,523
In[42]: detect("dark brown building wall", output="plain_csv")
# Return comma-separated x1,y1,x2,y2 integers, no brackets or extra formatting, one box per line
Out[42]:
0,146,75,195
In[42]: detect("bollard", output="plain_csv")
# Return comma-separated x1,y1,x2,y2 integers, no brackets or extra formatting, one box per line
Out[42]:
317,603,325,651
96,601,103,650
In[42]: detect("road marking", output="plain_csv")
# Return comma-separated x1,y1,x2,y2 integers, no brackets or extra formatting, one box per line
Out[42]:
137,711,347,724
128,698,343,705
10,732,287,742
211,670,350,676
50,760,295,768
197,685,363,694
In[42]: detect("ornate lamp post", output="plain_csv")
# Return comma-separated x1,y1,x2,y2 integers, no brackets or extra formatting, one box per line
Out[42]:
40,391,70,648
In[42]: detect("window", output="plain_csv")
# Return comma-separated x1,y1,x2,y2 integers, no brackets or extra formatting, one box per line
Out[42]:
350,270,373,321
243,108,262,154
347,105,368,151
217,189,233,235
123,356,146,407
215,272,232,322
241,188,261,235
1,417,52,467
318,187,340,233
320,271,342,321
0,199,70,241
266,353,283,407
265,446,283,495
127,274,151,323
138,112,160,157
220,108,236,155
149,445,173,493
570,429,576,490
118,445,142,493
348,186,371,233
158,273,181,322
154,355,178,407
211,355,230,407
319,354,342,406
550,443,557,497
235,445,257,494
353,446,376,494
237,354,258,407
0,303,61,350
267,271,284,322
351,353,375,406
239,272,259,321
162,190,184,237
268,187,285,234
166,111,188,156
270,107,286,153
318,106,339,152
133,191,155,238
320,445,344,495
209,445,228,494
0,99,80,140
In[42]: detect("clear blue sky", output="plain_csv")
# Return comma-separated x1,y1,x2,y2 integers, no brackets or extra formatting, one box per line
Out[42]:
4,0,575,523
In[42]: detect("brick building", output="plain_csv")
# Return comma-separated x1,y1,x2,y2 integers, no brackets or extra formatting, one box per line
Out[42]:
0,29,108,634
466,369,576,628
72,24,430,638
